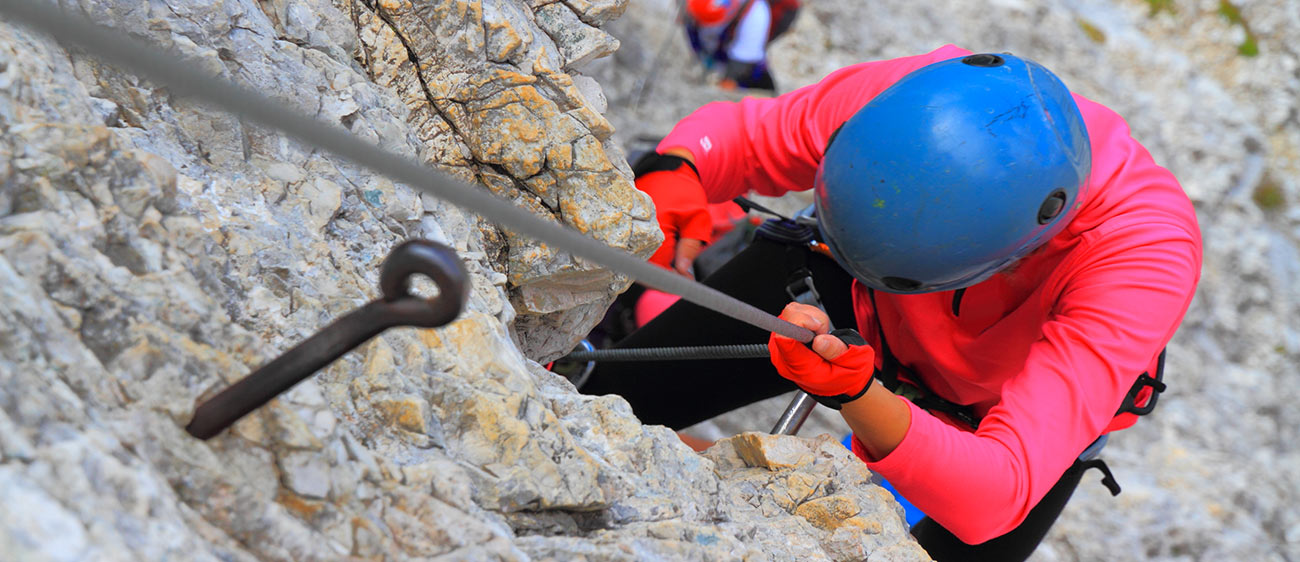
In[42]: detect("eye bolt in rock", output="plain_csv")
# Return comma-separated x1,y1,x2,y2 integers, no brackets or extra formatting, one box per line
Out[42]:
185,239,469,440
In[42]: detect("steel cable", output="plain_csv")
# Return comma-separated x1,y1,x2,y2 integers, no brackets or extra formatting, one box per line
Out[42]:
0,0,814,343
561,343,769,363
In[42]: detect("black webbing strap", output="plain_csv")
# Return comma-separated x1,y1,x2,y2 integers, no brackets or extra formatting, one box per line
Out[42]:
760,221,868,410
865,287,1164,499
752,219,820,306
1116,348,1167,416
733,196,791,221
1080,459,1122,496
867,289,981,429
866,289,1172,429
631,152,700,179
784,249,820,306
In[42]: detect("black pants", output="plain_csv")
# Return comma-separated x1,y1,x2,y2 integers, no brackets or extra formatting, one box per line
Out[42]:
911,458,1093,561
581,236,1088,561
582,235,857,429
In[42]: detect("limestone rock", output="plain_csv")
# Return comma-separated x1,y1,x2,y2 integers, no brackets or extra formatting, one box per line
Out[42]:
705,433,925,561
350,0,659,361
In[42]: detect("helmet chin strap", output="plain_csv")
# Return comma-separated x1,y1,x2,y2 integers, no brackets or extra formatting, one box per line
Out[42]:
951,288,966,317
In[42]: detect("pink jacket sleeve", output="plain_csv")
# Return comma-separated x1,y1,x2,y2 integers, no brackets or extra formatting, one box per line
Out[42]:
856,102,1203,543
658,45,974,203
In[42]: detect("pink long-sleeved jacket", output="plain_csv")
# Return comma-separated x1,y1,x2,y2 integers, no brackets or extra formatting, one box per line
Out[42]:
658,45,1202,543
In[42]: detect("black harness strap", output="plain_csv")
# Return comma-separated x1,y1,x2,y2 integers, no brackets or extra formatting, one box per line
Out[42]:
867,288,981,429
867,288,1169,427
755,217,1160,502
753,219,821,307
1117,348,1167,416
1079,458,1122,496
866,287,1149,497
631,151,700,179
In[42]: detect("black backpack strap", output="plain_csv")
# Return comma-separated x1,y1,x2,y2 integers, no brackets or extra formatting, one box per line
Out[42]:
865,288,901,390
630,151,699,179
1116,348,1167,416
1079,458,1122,496
783,245,820,306
866,289,980,429
752,219,820,306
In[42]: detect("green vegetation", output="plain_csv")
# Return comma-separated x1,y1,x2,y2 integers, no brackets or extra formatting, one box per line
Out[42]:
1076,18,1107,44
1217,0,1245,24
1142,0,1257,56
1144,0,1175,16
1217,0,1260,57
1237,36,1259,57
1252,174,1286,212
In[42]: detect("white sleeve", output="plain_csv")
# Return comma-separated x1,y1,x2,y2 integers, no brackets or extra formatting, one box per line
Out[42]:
725,0,770,64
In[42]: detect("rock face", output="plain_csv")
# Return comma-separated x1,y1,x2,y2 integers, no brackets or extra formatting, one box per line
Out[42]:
346,0,659,361
0,1,924,561
518,432,930,561
590,0,1300,560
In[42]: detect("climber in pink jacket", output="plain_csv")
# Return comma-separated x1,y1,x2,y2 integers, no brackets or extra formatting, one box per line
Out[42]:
581,45,1200,560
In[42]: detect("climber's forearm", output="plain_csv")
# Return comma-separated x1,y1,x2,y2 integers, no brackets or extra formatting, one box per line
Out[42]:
839,384,911,461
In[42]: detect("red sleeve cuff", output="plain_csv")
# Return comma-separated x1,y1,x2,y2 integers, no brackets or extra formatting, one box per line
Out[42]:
678,208,714,242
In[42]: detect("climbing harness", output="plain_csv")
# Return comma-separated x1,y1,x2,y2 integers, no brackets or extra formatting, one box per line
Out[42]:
865,289,981,430
553,199,806,367
185,240,469,439
864,286,1164,495
759,214,843,427
864,286,1168,432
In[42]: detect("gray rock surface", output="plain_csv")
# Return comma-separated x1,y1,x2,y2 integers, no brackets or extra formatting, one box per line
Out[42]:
0,0,925,561
591,0,1300,560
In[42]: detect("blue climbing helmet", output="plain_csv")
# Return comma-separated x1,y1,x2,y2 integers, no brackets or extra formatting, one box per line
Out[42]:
814,53,1092,294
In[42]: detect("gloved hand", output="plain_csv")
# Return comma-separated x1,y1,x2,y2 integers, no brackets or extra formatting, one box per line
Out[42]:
633,152,712,277
769,302,876,409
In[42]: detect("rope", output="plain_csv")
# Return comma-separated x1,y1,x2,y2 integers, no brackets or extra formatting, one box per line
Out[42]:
561,343,769,362
1,0,814,344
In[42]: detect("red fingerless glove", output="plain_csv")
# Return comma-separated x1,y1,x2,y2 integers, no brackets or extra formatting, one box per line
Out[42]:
632,154,712,269
769,328,876,409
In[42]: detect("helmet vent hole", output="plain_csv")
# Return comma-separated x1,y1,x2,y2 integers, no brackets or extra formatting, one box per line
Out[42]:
962,54,1005,67
1038,189,1068,224
882,277,922,291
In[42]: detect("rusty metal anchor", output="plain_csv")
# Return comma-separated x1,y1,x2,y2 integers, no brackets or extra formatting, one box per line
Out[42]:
185,239,470,440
